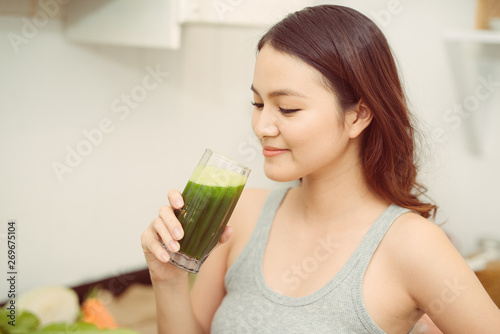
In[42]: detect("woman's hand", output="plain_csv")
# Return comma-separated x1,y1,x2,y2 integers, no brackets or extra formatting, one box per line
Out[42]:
141,189,233,283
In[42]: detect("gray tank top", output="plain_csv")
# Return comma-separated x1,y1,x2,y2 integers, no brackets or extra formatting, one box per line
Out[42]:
211,187,412,334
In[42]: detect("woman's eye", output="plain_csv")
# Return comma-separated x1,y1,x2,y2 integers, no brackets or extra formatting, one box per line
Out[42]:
251,101,264,109
279,107,300,115
251,101,300,115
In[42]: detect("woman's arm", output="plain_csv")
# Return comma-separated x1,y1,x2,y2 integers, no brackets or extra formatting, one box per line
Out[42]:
396,215,500,333
149,235,232,334
190,239,232,333
151,271,204,334
142,189,232,334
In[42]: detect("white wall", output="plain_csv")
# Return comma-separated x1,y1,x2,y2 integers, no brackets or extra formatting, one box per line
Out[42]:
0,0,499,297
0,5,275,296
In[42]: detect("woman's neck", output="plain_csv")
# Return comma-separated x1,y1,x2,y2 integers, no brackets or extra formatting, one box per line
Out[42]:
293,161,388,230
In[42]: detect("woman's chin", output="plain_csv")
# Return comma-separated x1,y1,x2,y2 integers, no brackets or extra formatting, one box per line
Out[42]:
264,167,300,183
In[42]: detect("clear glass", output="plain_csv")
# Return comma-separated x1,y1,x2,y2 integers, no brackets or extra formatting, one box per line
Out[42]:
165,149,251,273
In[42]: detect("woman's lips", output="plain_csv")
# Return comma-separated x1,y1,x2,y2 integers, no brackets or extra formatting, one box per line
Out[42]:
262,146,288,157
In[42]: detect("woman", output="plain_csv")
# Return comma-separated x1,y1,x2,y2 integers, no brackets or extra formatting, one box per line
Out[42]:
141,5,500,333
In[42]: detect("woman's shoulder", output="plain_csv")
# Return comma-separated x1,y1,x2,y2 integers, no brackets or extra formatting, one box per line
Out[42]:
383,209,500,332
228,187,270,233
240,187,272,205
232,188,270,217
387,210,450,252
384,210,452,264
230,186,293,228
226,187,271,267
382,209,469,290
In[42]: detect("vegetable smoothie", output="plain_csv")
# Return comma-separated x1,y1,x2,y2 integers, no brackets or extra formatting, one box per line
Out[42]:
174,165,247,260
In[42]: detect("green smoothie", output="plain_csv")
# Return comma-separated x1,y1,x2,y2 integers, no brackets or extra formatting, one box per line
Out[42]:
174,165,247,260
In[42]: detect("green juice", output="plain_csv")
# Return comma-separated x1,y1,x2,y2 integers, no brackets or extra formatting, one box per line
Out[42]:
174,166,247,260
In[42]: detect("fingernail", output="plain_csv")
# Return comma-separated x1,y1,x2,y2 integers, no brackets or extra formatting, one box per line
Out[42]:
168,240,179,252
175,199,183,208
173,228,183,240
160,252,170,262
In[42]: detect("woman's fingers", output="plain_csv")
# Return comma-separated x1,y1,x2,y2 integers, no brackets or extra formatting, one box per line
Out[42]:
152,215,180,253
143,221,231,265
218,226,233,245
167,189,184,209
150,238,171,263
159,205,184,246
141,228,170,263
141,202,184,262
164,190,185,243
143,190,232,269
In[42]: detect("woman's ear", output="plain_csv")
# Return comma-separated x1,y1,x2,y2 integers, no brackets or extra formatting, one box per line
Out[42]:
346,100,373,139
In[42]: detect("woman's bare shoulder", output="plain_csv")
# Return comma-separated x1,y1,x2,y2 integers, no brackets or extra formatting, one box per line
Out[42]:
384,211,455,267
383,212,473,301
238,188,271,210
226,188,270,266
386,213,500,332
228,188,270,232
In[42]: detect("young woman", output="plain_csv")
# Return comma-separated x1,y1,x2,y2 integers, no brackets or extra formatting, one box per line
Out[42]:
141,5,500,333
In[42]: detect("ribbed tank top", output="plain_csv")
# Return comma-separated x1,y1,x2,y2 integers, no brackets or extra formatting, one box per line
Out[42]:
211,187,412,334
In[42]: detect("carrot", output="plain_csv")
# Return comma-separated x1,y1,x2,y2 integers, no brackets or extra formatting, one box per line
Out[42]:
81,297,118,330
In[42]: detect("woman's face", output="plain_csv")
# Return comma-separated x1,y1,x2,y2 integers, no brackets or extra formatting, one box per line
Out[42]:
251,44,357,183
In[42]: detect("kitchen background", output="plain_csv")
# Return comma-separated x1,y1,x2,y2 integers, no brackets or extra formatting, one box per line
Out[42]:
0,0,499,300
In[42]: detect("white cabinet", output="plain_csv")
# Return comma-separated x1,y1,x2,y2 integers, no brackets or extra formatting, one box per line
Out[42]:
178,0,314,27
64,0,315,50
65,0,182,49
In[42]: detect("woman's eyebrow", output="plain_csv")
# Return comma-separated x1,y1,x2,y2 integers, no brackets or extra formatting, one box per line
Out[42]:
251,84,308,99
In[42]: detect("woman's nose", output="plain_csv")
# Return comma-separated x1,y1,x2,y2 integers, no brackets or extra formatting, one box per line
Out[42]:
253,109,280,139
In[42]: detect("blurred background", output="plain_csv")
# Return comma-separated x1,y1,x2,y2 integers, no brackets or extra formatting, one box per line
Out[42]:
0,0,499,309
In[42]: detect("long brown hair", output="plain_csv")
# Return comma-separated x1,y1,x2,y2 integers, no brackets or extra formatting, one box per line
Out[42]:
258,5,437,218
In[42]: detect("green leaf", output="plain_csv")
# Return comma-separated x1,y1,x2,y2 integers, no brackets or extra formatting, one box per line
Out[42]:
0,309,40,333
16,311,39,330
70,322,99,331
31,330,139,334
0,308,13,329
39,321,98,331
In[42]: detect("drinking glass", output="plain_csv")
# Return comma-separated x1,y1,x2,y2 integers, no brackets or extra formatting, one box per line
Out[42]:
166,149,251,273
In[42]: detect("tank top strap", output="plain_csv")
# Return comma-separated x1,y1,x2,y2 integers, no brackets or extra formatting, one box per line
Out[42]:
351,204,412,333
353,204,411,272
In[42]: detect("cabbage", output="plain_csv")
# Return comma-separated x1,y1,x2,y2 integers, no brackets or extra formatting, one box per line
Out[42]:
17,286,79,327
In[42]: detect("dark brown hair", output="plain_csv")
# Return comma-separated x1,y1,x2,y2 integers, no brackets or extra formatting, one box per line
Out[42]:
258,5,437,218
